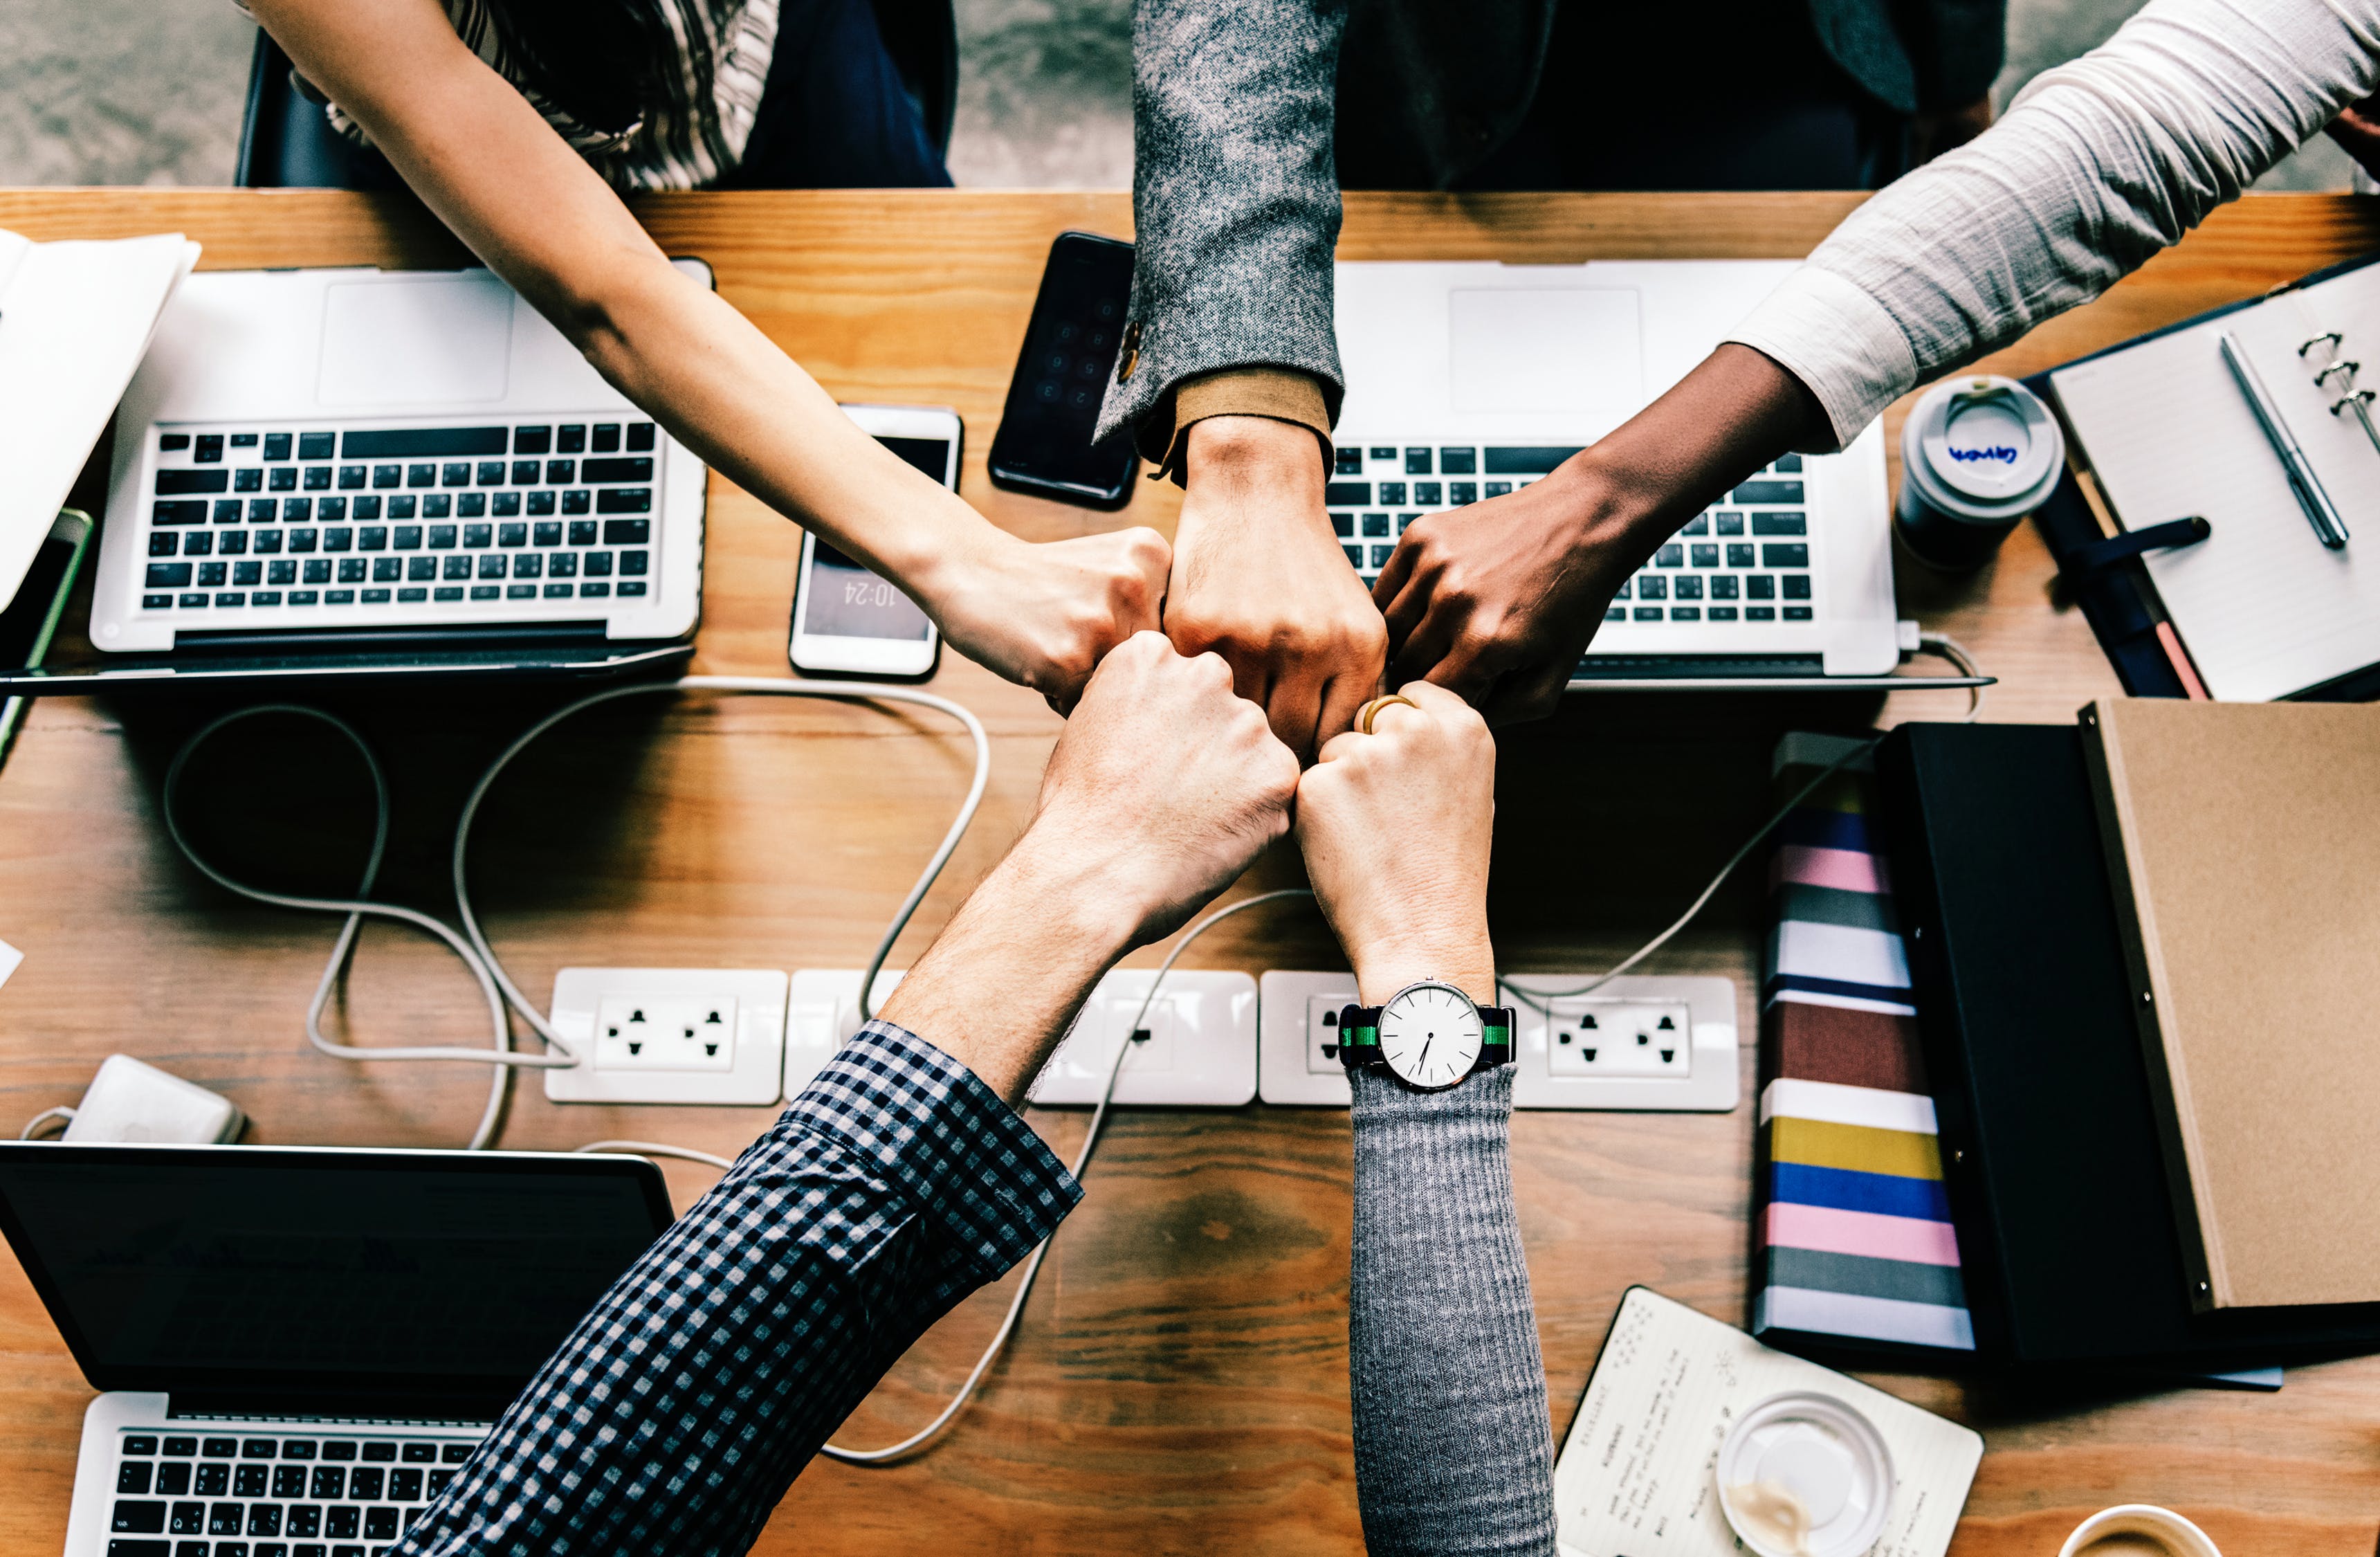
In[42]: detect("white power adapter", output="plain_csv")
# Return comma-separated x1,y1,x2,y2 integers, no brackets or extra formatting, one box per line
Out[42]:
49,1055,246,1144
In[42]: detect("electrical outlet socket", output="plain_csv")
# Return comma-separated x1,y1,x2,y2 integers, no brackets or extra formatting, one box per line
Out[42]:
786,968,1256,1107
1544,999,1694,1077
1259,972,1739,1111
594,993,739,1071
1027,970,1256,1107
785,968,908,1098
1258,972,1360,1105
544,968,789,1106
1503,974,1737,1111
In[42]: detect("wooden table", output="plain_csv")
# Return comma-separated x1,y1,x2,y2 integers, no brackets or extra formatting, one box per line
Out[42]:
2,188,2377,1557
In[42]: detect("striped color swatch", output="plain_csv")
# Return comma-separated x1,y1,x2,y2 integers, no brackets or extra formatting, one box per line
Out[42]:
1752,733,1976,1354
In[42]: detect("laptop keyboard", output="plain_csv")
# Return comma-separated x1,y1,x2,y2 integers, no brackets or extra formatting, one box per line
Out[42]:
1328,443,1818,623
138,420,659,620
104,1429,482,1556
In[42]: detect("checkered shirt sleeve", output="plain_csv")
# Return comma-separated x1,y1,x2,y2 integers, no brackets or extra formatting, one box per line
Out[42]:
395,1019,1081,1557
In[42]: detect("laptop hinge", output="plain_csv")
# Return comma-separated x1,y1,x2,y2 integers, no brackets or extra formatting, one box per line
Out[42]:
172,621,614,657
166,1390,511,1424
1572,654,1828,680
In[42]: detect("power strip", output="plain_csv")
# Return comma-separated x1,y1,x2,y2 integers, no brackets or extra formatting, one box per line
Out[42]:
1258,972,1739,1110
787,968,1258,1107
1027,969,1256,1107
544,968,789,1106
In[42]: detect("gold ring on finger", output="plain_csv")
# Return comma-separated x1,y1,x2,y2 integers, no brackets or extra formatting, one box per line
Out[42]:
1355,693,1420,736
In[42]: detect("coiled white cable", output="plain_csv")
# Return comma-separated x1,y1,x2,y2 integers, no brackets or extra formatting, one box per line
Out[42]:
164,703,528,1149
161,678,991,1148
446,675,991,1050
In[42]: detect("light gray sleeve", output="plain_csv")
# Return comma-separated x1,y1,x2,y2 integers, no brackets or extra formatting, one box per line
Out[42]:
1727,0,2380,448
1348,1066,1558,1557
1093,0,1348,459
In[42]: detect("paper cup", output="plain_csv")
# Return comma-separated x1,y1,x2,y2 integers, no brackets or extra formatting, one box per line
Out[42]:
2057,1504,2224,1557
1896,374,2065,569
1717,1391,1894,1557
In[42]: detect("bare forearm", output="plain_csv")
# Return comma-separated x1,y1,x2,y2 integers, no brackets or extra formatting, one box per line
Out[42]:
254,0,992,599
1548,343,1830,572
877,831,1139,1104
564,263,988,586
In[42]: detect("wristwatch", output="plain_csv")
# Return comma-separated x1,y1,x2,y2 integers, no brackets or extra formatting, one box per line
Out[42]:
1337,980,1514,1091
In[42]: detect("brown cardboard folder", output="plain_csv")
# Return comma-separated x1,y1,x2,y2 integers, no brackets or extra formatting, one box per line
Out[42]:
2082,699,2380,1311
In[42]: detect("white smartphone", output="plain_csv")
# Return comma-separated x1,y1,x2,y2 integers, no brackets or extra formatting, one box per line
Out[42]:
788,404,959,680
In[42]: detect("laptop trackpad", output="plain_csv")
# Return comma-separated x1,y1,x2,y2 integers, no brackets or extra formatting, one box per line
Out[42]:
1449,287,1642,415
318,274,513,406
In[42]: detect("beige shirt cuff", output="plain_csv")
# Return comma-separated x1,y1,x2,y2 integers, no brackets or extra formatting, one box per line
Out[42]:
1725,264,1923,453
1151,368,1335,484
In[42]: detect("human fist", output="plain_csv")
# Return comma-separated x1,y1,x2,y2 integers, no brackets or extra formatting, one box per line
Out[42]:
1026,631,1301,949
1165,417,1387,760
1294,681,1496,1004
1372,464,1631,727
929,527,1172,712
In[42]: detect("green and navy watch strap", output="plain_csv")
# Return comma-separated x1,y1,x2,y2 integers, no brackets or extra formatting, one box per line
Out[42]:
1336,999,1514,1074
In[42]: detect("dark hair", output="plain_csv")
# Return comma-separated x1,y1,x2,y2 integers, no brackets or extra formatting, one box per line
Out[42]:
479,0,709,136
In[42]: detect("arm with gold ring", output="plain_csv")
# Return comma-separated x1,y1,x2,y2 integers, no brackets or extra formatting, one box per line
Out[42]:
1294,682,1558,1554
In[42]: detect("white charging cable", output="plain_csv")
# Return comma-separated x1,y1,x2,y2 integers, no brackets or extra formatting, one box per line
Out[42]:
809,885,1317,1466
164,703,532,1149
19,1107,75,1140
571,1138,735,1171
446,675,990,1052
161,678,991,1149
1917,629,1986,722
1504,631,1984,1015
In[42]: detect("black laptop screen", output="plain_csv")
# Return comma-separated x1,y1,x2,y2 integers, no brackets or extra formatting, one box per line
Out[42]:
0,1145,673,1401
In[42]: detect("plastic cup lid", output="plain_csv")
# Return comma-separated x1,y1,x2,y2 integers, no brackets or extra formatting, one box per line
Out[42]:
1906,374,2065,517
1717,1391,1895,1557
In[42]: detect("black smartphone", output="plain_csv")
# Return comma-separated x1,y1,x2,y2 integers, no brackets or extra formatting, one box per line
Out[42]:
989,232,1139,509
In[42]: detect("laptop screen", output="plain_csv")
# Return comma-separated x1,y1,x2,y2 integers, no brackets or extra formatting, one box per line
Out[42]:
0,1143,673,1405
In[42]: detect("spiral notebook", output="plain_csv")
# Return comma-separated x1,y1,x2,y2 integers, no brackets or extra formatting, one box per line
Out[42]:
2044,253,2380,702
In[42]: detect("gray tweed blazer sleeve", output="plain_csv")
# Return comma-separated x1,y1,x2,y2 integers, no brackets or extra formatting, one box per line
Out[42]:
1094,0,1349,457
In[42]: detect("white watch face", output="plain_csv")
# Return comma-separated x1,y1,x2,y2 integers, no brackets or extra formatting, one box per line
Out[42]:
1377,983,1483,1090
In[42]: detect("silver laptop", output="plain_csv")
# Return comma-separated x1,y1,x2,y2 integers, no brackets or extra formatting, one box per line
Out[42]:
0,1142,671,1557
1333,262,1903,686
74,263,708,690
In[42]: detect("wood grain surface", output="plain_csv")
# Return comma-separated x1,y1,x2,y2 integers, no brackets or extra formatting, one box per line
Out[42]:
2,189,2379,1556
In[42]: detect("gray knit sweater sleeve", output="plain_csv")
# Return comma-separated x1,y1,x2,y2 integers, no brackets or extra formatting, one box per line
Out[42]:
1348,1066,1557,1556
1092,0,1348,459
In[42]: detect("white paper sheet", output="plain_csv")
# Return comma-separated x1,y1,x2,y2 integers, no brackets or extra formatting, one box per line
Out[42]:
0,229,199,615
